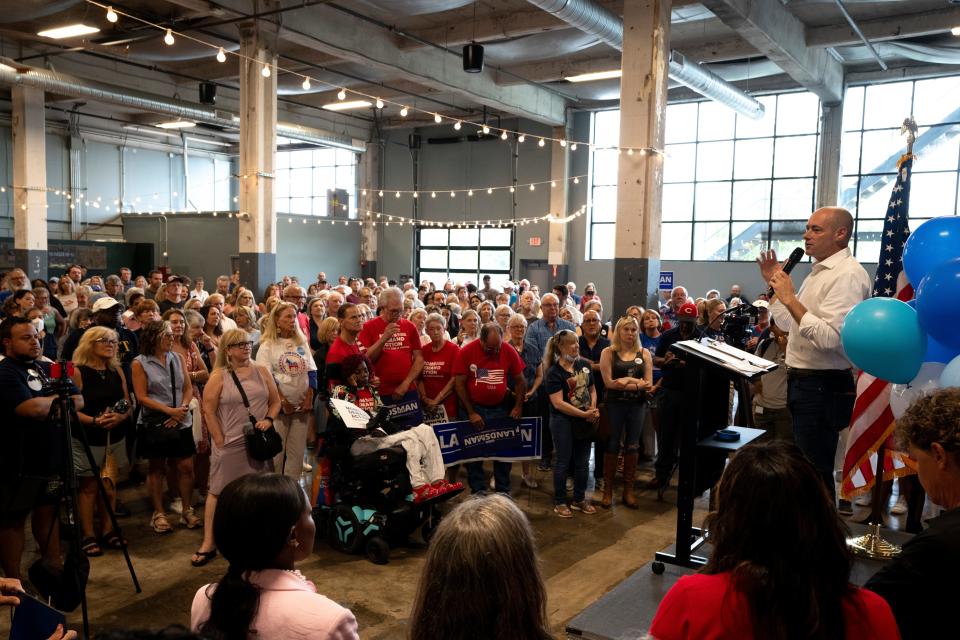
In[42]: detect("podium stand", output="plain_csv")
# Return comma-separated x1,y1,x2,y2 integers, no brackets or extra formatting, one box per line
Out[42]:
653,338,776,573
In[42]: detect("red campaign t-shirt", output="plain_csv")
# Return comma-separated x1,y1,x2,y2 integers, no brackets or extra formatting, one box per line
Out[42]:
420,340,461,419
452,339,523,408
324,336,361,389
357,316,422,396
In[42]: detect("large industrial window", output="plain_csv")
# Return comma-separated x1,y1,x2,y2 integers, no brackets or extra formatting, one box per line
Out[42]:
587,91,822,261
416,227,513,288
840,76,960,263
274,147,357,217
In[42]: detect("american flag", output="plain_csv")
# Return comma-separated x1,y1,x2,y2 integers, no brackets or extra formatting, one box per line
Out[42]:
475,368,505,385
840,153,916,500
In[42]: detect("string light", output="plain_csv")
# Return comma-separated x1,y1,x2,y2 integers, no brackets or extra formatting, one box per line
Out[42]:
375,98,384,109
261,64,271,77
500,130,508,140
560,139,567,147
400,106,409,117
454,121,462,130
434,113,442,124
106,6,118,22
163,29,174,45
482,124,490,135
538,138,545,147
301,77,311,90
216,47,226,63
518,134,526,143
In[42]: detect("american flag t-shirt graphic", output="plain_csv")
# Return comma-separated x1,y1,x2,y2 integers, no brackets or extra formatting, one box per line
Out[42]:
475,368,505,386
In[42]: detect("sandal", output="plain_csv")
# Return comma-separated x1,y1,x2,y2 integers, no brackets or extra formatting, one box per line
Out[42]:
81,537,103,557
151,511,173,535
100,531,127,550
571,501,597,515
191,548,218,567
554,504,573,519
180,507,202,529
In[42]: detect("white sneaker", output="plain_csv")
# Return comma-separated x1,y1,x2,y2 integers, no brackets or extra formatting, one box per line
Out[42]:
489,477,496,490
302,461,313,473
521,474,538,489
854,494,872,507
890,496,908,515
169,497,183,515
566,477,574,492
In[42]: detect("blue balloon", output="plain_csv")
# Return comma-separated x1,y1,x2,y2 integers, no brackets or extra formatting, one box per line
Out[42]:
943,355,960,388
903,217,960,288
916,258,960,350
904,299,960,362
841,298,927,384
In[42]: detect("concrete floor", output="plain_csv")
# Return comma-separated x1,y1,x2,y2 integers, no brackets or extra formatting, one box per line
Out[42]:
1,461,693,639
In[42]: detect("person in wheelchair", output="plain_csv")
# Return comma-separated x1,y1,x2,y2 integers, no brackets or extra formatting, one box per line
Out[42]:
330,354,462,503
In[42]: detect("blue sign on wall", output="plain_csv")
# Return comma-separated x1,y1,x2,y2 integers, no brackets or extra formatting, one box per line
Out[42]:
659,271,674,291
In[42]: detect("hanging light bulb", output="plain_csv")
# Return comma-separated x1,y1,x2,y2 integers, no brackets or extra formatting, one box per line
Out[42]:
500,130,508,140
538,138,545,147
337,88,347,100
560,139,567,147
412,192,418,198
529,184,535,191
261,64,271,77
450,191,456,198
106,6,118,23
518,134,525,143
551,181,556,188
434,113,443,123
301,77,311,90
375,98,384,109
573,177,580,184
509,186,515,193
164,29,175,45
395,191,401,198
400,106,409,117
571,143,578,151
216,47,226,63
431,191,437,198
454,121,462,130
487,188,493,194
468,190,473,197
482,124,490,135
627,148,634,156
378,190,384,197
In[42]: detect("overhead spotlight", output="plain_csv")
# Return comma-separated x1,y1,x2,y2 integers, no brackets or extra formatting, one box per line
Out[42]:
375,98,384,109
434,113,442,123
216,47,226,63
261,64,271,77
400,106,409,117
164,29,175,45
337,88,347,100
106,6,118,23
302,77,311,90
462,43,484,73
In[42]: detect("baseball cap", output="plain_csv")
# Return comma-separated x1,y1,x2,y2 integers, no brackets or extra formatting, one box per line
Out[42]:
677,302,699,320
91,297,122,313
753,300,770,309
166,274,185,284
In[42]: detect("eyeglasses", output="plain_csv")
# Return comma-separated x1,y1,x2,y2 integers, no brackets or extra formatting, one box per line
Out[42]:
228,341,254,349
94,338,118,345
284,295,306,301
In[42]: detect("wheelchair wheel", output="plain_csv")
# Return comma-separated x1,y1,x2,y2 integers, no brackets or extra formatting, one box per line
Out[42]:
365,536,390,565
328,505,363,554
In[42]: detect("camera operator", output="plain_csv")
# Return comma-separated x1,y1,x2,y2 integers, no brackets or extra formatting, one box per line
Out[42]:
0,317,83,580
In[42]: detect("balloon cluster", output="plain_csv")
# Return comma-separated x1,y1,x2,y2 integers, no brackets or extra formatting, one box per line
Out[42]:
841,216,960,417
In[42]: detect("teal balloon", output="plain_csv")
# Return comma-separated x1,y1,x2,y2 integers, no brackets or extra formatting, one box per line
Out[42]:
841,298,927,384
916,258,960,350
903,217,960,287
942,355,960,388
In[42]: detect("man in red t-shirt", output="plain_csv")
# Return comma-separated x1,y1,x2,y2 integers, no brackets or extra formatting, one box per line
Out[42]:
452,322,526,495
357,287,424,400
325,302,364,390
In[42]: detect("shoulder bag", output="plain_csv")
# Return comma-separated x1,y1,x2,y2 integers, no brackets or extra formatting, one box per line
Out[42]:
138,358,182,454
231,368,283,461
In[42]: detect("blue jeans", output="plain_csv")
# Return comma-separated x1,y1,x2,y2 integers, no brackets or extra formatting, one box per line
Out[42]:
551,413,592,504
787,372,855,501
605,400,646,454
465,403,513,495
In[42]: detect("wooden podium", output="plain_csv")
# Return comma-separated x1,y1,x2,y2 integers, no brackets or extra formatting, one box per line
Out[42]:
653,338,777,573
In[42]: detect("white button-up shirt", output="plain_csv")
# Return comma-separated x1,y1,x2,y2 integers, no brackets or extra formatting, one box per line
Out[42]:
769,247,871,370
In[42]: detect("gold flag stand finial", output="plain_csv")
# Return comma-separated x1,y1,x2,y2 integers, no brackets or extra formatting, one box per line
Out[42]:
901,116,918,155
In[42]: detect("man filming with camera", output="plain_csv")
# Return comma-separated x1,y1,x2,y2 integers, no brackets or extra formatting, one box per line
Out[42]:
0,317,83,580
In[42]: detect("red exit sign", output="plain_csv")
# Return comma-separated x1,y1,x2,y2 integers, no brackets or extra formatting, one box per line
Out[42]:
528,236,543,246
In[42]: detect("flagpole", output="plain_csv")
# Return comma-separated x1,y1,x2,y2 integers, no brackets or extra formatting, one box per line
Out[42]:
846,115,917,561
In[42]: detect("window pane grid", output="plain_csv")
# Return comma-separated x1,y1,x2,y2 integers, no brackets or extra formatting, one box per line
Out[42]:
416,227,513,288
587,91,821,261
274,148,358,218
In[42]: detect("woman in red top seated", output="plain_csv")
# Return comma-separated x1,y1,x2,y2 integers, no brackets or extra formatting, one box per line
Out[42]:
649,440,900,640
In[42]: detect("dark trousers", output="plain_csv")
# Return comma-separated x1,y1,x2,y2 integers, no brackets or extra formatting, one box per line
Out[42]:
787,371,856,501
538,392,554,466
464,403,512,495
654,388,685,483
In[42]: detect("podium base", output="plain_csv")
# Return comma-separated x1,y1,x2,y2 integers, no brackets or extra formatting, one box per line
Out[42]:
846,522,902,560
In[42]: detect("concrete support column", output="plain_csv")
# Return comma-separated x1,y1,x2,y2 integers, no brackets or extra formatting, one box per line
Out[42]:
547,124,570,286
816,102,843,209
611,0,671,315
359,139,381,279
11,85,48,280
237,23,278,292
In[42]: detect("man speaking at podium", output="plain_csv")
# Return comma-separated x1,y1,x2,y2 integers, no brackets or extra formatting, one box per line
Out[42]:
756,207,871,500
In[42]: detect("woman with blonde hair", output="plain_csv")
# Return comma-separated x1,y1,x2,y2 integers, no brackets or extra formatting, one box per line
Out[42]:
477,300,495,326
255,301,317,478
700,298,727,340
191,329,282,567
56,276,78,314
409,308,430,346
69,326,133,556
408,495,552,640
232,306,260,345
598,316,653,509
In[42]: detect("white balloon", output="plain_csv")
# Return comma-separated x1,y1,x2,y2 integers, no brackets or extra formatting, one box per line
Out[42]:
890,361,946,419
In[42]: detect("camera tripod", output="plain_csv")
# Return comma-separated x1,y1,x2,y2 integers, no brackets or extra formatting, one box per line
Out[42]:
39,361,141,640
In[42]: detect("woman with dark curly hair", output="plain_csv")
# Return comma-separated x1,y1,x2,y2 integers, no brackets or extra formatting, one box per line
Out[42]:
650,440,898,640
191,473,358,639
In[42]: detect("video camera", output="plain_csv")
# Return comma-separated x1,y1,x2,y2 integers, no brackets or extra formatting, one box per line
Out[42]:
720,304,759,350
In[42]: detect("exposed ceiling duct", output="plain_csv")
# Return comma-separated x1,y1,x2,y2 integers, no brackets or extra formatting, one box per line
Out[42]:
0,61,364,153
523,0,766,119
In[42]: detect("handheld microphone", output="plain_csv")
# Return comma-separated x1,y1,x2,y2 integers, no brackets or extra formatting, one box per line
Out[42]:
766,247,805,298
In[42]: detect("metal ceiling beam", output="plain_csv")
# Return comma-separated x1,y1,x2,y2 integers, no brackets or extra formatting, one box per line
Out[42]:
806,6,960,48
700,0,843,104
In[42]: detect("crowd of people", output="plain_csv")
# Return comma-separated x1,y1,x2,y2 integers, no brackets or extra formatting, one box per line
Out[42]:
0,206,956,640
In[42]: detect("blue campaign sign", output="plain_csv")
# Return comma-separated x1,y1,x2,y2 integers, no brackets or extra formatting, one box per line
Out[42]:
659,271,674,291
381,390,424,427
432,416,542,465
